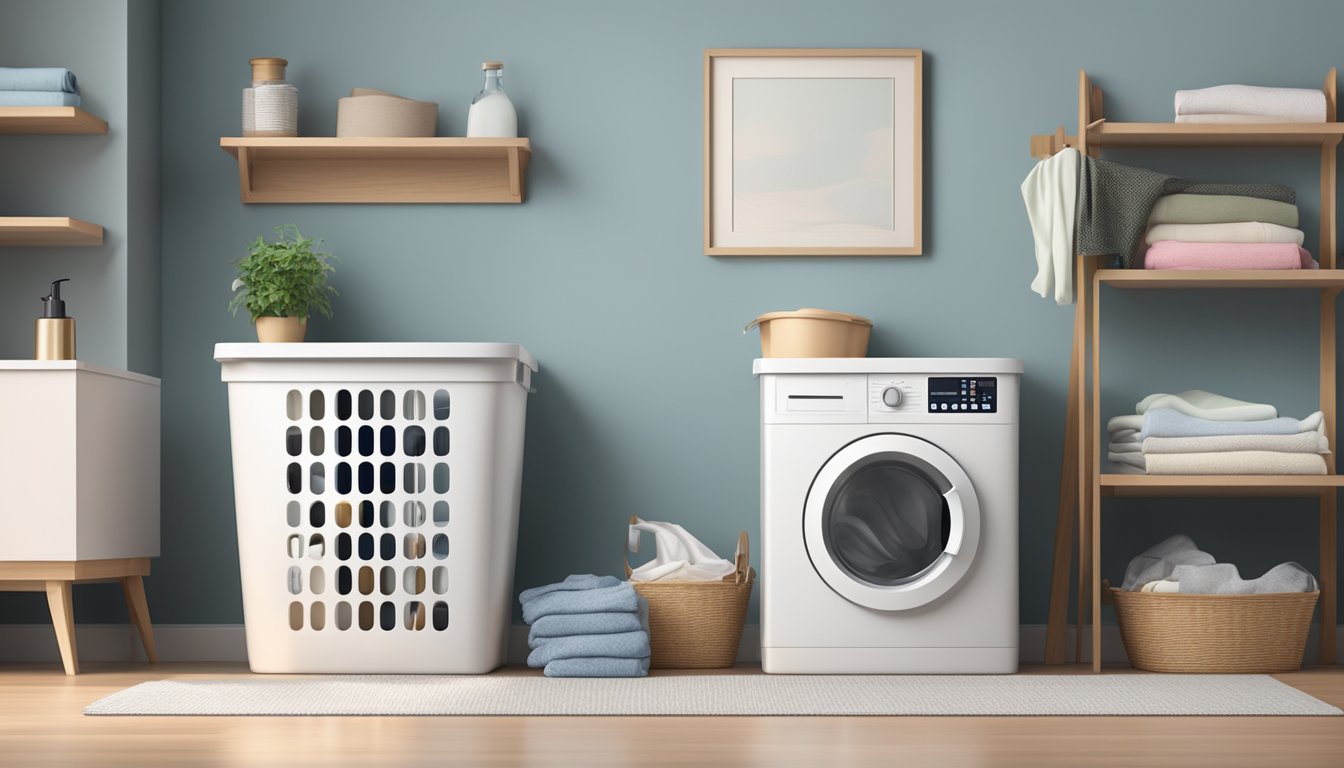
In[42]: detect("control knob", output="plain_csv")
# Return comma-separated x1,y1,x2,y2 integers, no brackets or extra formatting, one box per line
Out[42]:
881,387,903,408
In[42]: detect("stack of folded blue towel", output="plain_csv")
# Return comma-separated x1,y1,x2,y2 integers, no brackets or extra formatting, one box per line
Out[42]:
0,68,82,107
519,574,651,678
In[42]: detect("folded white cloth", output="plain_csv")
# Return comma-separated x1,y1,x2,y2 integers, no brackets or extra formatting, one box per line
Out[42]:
1142,432,1329,455
1175,113,1311,124
1111,428,1140,442
1109,439,1142,454
1136,390,1277,422
1108,451,1146,470
1145,450,1327,475
1022,148,1080,305
1144,222,1305,247
627,518,736,582
1108,414,1144,434
1139,579,1181,593
1174,84,1326,122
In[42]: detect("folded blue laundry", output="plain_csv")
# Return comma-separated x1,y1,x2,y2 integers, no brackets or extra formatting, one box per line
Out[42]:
0,67,78,93
544,656,650,678
528,601,648,649
519,574,622,605
1142,407,1322,439
521,582,638,624
529,630,652,667
0,91,81,107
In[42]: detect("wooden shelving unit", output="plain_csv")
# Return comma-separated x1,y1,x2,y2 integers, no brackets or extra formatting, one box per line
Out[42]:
0,217,103,246
1032,68,1341,672
219,137,532,204
0,106,107,135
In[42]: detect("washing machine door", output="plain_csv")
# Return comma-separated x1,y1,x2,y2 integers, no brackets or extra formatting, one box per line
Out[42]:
803,433,981,611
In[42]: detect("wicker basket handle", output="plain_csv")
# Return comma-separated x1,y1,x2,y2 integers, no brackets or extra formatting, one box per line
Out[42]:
624,515,751,585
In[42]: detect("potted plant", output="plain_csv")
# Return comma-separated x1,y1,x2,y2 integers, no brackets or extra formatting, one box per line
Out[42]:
230,224,337,343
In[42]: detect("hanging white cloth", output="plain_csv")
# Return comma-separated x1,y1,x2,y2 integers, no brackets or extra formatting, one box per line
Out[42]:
1022,148,1080,305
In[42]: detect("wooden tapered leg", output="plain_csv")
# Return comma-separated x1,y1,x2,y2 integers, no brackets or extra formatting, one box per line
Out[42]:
1089,259,1103,673
1044,316,1081,665
121,575,158,664
44,580,78,676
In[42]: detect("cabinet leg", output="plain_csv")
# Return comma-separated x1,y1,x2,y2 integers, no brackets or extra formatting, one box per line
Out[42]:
121,575,158,664
1321,496,1337,665
45,580,78,676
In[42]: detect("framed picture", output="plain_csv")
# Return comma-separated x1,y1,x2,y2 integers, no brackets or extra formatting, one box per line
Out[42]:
704,48,923,256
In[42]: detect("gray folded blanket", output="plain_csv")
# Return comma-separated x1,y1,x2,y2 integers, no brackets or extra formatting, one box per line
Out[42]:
1120,534,1216,591
1169,561,1317,594
0,67,78,93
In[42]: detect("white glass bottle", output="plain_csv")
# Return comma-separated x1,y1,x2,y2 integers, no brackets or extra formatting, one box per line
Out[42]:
242,57,298,137
466,61,517,138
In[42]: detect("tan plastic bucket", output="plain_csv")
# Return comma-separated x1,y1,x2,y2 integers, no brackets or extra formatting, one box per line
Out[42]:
745,308,872,358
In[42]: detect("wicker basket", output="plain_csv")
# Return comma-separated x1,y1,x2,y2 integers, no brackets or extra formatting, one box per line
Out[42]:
1106,580,1318,673
625,518,754,669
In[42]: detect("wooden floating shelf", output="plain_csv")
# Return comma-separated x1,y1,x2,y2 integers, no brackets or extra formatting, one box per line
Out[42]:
219,137,531,204
1088,120,1344,149
1101,474,1344,498
0,217,103,246
1097,269,1344,289
0,107,108,135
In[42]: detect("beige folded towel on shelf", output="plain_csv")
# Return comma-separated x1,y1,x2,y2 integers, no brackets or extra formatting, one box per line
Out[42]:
337,87,438,137
1142,432,1329,455
1175,113,1309,124
1145,450,1327,475
1144,222,1305,246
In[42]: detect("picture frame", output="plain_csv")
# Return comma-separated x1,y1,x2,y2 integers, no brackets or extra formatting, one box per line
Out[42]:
704,48,923,256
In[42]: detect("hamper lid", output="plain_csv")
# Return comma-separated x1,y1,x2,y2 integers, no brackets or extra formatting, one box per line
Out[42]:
744,307,873,332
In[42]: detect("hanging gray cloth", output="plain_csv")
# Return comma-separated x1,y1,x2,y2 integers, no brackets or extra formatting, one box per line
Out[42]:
1075,157,1296,268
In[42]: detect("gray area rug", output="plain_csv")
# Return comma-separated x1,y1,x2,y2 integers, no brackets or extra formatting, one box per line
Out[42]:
84,674,1341,717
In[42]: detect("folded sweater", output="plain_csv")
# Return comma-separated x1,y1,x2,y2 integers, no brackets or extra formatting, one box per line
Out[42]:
1145,450,1327,475
1149,194,1299,228
1144,241,1314,271
1142,408,1324,439
0,67,78,93
1144,222,1304,246
1175,84,1327,123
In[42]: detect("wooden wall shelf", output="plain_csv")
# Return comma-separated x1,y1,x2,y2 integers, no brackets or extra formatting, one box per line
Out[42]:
219,137,532,204
0,217,104,246
1102,474,1344,498
1090,121,1344,149
0,107,108,135
1098,269,1344,290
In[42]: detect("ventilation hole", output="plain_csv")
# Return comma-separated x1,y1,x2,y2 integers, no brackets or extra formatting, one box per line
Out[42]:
404,463,425,494
433,427,449,456
335,501,352,528
380,462,396,494
403,390,426,420
337,565,352,594
433,463,450,494
308,533,326,559
287,462,301,494
310,501,325,527
337,426,352,456
359,533,374,560
309,463,325,494
433,501,449,527
405,601,425,631
337,533,351,561
286,426,302,456
336,463,352,494
287,501,301,527
404,566,425,595
432,534,449,560
287,566,302,595
289,601,304,630
380,500,396,527
404,533,426,559
337,389,352,420
286,390,302,420
380,390,396,420
359,601,375,631
359,500,374,528
336,601,352,630
432,601,449,630
309,426,325,456
432,566,448,594
310,601,326,631
310,390,325,420
404,426,426,456
404,500,426,527
310,566,326,595
433,390,450,420
358,390,374,420
359,462,374,494
380,533,396,561
379,566,396,595
287,534,304,559
381,425,396,456
359,426,374,457
358,566,374,595
380,601,396,631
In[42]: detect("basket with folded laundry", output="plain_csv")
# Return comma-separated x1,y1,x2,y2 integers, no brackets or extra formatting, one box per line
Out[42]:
1108,534,1319,673
0,67,82,107
1107,390,1328,475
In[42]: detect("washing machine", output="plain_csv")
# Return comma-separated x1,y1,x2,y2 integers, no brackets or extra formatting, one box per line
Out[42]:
756,358,1021,674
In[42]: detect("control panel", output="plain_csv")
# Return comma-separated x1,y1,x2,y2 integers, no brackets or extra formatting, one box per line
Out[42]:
868,377,922,413
927,377,997,413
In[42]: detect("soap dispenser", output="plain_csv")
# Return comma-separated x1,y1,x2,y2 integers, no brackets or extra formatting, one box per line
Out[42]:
35,278,75,360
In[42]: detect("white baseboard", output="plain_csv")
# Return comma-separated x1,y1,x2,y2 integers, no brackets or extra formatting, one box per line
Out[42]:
4,623,1340,667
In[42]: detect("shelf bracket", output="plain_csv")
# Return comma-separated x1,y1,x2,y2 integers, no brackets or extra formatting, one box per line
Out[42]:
507,147,521,200
236,146,255,200
1029,125,1077,159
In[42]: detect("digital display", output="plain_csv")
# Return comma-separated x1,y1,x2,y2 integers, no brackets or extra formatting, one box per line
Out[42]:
928,377,997,413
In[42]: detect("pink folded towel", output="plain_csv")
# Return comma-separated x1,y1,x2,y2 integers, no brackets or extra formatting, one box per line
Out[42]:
1143,241,1317,270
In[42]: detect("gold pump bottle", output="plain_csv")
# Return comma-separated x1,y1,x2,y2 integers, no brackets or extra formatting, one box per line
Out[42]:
35,278,75,360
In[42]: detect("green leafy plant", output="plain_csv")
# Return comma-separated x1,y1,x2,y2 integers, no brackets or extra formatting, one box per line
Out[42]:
229,225,338,322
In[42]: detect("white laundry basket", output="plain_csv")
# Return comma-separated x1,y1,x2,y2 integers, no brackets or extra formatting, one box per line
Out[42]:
215,343,536,673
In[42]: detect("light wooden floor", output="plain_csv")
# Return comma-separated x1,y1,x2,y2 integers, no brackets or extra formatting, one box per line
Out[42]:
1,663,1342,767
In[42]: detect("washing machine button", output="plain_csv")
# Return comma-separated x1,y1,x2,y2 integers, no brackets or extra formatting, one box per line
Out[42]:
881,387,903,408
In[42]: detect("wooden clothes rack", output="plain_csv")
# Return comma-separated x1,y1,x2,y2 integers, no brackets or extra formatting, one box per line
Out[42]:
1034,69,1343,671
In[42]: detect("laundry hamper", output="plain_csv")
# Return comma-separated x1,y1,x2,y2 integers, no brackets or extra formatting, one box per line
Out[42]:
1105,581,1318,673
624,517,754,669
216,343,536,673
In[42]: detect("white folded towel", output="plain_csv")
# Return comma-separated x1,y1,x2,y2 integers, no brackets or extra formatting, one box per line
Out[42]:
1142,432,1329,455
1174,84,1326,122
1175,113,1310,124
627,518,737,582
1144,222,1304,247
1108,451,1146,470
1108,414,1144,434
1136,390,1277,422
1145,450,1327,475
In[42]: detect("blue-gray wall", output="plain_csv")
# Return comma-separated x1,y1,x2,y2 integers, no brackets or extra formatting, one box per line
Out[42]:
8,0,1344,630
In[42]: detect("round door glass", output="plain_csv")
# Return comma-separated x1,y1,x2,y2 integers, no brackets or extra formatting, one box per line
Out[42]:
822,454,952,587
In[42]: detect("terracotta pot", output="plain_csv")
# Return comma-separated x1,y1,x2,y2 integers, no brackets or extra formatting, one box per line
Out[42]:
255,316,307,343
